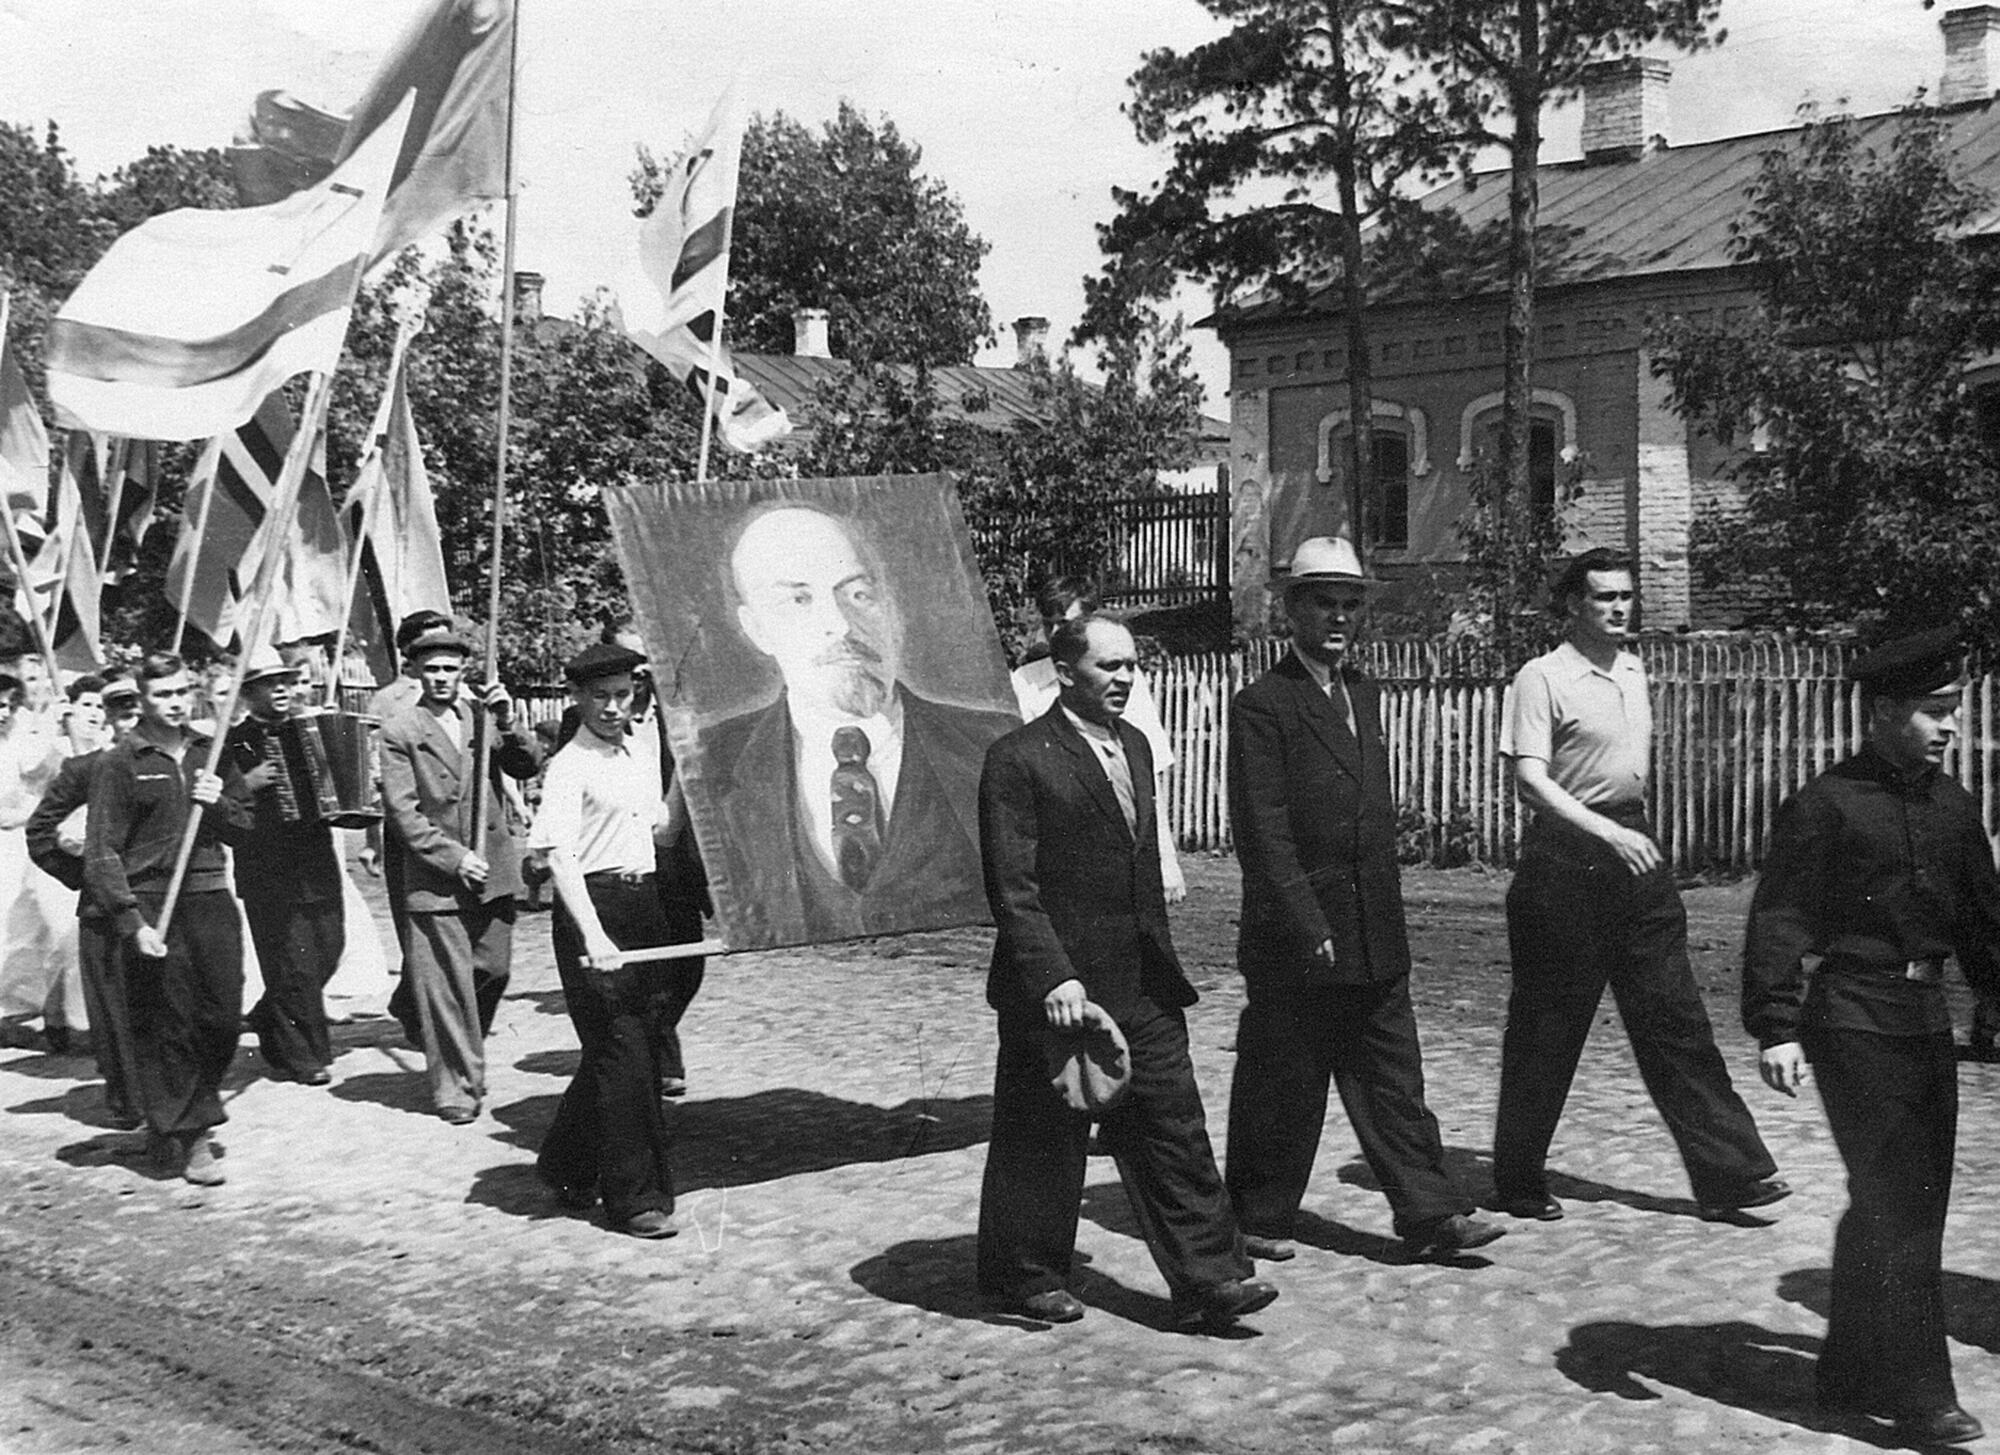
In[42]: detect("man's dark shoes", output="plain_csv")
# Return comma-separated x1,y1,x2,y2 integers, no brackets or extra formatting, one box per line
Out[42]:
1404,1213,1506,1259
1821,1394,1984,1445
614,1209,681,1239
300,1067,332,1086
1493,1192,1564,1221
659,1076,688,1099
1243,1234,1296,1262
1698,1178,1792,1221
1177,1278,1280,1331
992,1289,1085,1323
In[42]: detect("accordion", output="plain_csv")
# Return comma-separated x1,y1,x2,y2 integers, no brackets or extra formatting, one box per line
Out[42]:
258,712,382,828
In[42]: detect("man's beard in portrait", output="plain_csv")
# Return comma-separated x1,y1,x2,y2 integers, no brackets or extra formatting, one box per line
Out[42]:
812,634,895,718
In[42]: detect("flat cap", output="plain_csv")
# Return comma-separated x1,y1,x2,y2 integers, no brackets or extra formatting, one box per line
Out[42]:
1846,626,1966,697
563,641,647,684
101,676,140,703
394,609,454,652
404,624,473,661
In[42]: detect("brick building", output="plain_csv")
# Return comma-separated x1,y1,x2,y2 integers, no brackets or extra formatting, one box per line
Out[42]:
1211,6,2000,636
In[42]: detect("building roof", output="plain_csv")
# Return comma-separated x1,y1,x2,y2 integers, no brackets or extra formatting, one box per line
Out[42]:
732,353,1229,451
1212,97,2000,328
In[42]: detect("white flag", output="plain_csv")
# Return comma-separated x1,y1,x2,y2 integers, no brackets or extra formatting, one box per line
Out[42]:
45,94,414,441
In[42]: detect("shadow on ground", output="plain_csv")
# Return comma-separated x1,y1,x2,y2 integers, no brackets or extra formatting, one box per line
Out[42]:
1779,1267,2000,1356
1336,1147,1766,1225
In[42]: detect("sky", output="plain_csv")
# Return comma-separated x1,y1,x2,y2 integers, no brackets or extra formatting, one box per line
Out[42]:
0,0,1964,413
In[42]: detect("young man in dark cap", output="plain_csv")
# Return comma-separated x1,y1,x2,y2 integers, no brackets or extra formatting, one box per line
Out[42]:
378,625,540,1123
1493,548,1783,1222
83,653,251,1184
529,642,700,1238
1744,626,1998,1446
225,647,345,1085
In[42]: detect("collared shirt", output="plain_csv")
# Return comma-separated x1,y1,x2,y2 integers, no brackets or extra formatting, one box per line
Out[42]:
528,725,662,875
1012,655,1174,769
1743,744,2000,1045
83,731,246,936
1501,639,1651,808
791,699,904,874
1288,644,1358,734
1060,704,1138,835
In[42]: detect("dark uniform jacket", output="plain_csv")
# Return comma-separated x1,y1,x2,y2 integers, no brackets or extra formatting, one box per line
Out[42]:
26,750,100,900
979,704,1195,1022
379,700,541,912
82,733,251,937
1744,745,2000,1045
223,714,343,903
1231,651,1410,986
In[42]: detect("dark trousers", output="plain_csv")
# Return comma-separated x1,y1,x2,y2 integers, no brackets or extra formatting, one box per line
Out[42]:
123,891,243,1136
77,917,136,1119
1494,820,1775,1203
1807,1027,1960,1414
538,873,702,1221
242,892,344,1079
383,837,419,1040
652,871,704,1083
1226,974,1470,1239
977,1000,1251,1304
406,898,513,1114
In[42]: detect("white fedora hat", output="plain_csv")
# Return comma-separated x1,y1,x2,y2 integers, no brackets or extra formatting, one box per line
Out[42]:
1282,535,1379,587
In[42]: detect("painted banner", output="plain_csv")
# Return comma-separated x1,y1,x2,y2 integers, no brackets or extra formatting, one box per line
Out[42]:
604,473,1017,951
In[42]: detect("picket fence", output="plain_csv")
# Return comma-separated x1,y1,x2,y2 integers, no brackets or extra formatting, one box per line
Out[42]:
1153,635,2000,873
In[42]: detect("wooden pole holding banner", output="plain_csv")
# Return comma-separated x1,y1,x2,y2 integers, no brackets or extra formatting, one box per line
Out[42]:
468,0,524,848
694,82,745,485
168,441,220,657
329,317,420,706
95,437,129,578
0,292,65,695
153,371,335,940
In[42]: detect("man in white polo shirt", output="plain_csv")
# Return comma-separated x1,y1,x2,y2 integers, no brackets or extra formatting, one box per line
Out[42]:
531,641,695,1239
1493,548,1784,1223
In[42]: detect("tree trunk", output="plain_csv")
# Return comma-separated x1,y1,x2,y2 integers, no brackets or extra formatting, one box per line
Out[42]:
1330,0,1373,564
1499,0,1543,653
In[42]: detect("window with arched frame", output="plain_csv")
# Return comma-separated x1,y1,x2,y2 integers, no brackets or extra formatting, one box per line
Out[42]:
1458,389,1579,517
1315,401,1428,550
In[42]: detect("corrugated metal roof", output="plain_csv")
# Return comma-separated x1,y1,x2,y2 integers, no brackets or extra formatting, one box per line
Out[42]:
733,353,1228,444
1213,99,2000,326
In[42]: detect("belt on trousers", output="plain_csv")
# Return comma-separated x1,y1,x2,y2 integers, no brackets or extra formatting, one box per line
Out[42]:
1823,955,1946,984
584,868,654,886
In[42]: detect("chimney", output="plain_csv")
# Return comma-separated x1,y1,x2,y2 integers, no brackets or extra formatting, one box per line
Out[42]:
1941,6,2000,106
1012,315,1049,367
1580,56,1671,163
511,269,543,323
792,307,831,358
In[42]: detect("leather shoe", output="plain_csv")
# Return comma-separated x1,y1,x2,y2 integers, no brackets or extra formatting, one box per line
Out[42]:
181,1135,225,1186
998,1289,1085,1323
1405,1213,1506,1258
614,1209,682,1240
300,1067,332,1086
1698,1178,1792,1221
438,1104,478,1126
1493,1192,1564,1221
1822,1394,1985,1445
1177,1278,1279,1330
659,1076,688,1099
1243,1234,1296,1262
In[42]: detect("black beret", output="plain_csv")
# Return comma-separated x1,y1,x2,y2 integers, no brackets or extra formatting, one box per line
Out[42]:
1846,626,1966,697
395,610,454,652
563,641,647,684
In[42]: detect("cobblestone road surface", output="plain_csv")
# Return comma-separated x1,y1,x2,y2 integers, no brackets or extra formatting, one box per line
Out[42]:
4,857,2000,1454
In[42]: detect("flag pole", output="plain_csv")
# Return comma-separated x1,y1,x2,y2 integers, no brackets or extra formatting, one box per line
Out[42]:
329,318,418,707
168,440,221,657
0,292,63,694
155,371,335,940
470,1,523,847
96,437,129,577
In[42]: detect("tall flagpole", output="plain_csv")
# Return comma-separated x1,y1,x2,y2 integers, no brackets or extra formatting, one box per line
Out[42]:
168,439,221,657
154,372,336,938
330,317,419,706
470,0,523,849
694,85,743,486
96,437,129,577
0,292,64,694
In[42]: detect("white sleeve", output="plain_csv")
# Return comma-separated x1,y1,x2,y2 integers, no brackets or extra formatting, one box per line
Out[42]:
526,748,583,854
1124,670,1173,770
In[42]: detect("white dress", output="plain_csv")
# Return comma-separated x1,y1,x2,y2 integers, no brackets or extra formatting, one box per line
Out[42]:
0,715,84,1031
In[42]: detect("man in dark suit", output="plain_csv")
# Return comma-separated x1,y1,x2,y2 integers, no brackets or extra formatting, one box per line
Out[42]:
976,613,1277,1329
378,626,540,1124
697,504,1015,947
1225,536,1502,1262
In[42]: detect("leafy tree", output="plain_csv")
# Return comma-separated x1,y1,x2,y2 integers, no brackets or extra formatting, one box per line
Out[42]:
1385,1,1723,655
1651,105,2000,644
95,145,239,236
1095,0,1474,565
633,101,992,366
